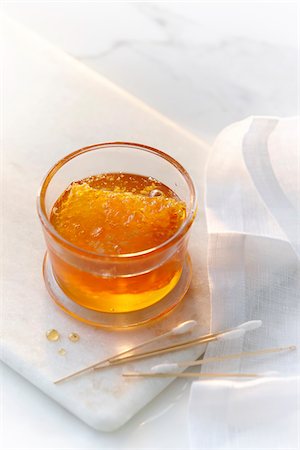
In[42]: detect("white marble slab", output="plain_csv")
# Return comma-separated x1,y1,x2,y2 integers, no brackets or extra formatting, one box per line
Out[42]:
2,2,298,142
1,16,210,432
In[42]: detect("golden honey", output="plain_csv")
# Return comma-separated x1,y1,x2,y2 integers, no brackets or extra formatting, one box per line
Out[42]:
46,329,60,341
58,348,66,356
68,332,80,342
49,173,186,313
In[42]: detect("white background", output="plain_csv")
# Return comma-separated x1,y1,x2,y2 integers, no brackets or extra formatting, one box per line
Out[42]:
1,1,298,449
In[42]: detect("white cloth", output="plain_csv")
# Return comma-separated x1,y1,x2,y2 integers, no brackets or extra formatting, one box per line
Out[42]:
189,377,299,449
188,117,300,449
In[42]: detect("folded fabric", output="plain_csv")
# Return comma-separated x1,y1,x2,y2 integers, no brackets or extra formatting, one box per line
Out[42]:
188,376,299,449
188,117,299,448
205,116,299,253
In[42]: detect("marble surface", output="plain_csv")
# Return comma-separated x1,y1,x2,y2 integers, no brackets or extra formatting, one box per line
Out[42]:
2,2,298,142
1,14,210,448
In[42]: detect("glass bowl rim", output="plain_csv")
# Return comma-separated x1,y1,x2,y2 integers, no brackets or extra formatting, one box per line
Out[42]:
37,141,197,260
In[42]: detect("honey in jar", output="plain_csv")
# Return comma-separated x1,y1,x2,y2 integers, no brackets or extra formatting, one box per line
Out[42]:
49,173,187,313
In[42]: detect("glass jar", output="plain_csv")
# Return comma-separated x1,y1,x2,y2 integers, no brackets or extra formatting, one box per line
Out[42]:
37,142,197,327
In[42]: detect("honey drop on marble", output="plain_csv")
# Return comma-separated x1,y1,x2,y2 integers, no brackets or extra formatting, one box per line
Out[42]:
58,348,66,356
68,332,80,343
46,329,60,342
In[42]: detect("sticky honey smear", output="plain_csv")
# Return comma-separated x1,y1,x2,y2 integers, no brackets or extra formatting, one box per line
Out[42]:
50,176,186,255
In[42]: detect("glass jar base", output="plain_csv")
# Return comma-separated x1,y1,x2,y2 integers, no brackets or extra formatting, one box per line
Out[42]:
42,252,192,329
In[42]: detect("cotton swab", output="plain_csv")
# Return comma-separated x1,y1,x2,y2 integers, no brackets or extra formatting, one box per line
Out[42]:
151,345,296,372
98,326,250,368
124,344,295,379
93,328,246,370
122,372,260,379
54,320,198,384
54,320,261,384
101,320,262,369
237,320,262,331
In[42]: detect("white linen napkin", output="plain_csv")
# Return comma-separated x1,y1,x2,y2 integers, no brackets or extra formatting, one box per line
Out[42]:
188,117,299,449
189,376,299,449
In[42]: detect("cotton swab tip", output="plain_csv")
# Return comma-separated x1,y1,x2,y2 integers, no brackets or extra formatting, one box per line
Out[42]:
151,363,179,373
171,320,198,335
237,320,263,332
218,328,245,341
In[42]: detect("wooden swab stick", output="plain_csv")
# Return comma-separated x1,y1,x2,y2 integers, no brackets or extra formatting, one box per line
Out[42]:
152,345,297,371
93,328,245,370
53,320,197,384
102,320,262,365
123,372,260,379
54,320,261,384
